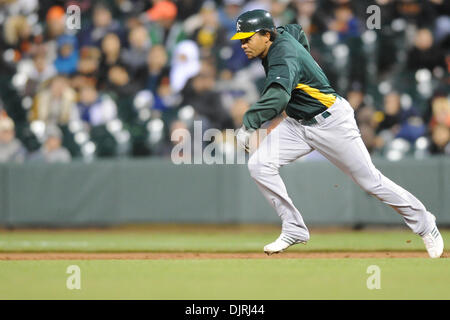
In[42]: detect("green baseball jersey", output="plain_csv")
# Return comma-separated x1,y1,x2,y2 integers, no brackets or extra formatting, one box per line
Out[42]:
243,24,338,130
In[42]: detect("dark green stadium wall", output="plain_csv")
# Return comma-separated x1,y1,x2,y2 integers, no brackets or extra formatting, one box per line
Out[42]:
0,158,449,227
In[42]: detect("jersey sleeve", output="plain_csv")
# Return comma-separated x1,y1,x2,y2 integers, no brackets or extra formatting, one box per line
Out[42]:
261,60,292,95
261,53,299,96
243,83,291,130
279,24,310,52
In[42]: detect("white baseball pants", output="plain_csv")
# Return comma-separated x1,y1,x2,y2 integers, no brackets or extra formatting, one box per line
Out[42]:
248,97,434,242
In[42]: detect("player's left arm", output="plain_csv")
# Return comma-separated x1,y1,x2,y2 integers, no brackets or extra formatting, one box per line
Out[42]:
281,24,310,52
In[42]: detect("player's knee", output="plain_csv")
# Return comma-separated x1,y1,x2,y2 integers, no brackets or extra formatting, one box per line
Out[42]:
353,170,384,195
248,156,277,180
357,178,383,195
248,161,263,180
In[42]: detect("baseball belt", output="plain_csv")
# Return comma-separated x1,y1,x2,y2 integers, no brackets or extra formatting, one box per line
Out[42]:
292,110,332,126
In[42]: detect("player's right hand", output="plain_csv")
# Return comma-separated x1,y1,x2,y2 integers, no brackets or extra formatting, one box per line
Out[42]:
236,126,253,152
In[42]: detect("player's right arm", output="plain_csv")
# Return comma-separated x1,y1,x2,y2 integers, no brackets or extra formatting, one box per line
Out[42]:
243,83,291,130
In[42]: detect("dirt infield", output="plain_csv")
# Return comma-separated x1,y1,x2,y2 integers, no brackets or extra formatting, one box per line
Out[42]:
0,224,418,235
1,251,447,260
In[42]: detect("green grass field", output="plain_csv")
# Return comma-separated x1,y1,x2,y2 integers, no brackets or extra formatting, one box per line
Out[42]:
0,226,449,300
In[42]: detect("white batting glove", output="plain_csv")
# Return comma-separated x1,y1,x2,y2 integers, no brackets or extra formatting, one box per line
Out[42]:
236,126,254,152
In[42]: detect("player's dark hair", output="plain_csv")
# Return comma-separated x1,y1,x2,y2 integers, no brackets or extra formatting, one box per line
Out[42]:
258,29,277,41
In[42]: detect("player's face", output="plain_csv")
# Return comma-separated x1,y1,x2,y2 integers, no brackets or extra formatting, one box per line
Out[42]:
240,32,270,59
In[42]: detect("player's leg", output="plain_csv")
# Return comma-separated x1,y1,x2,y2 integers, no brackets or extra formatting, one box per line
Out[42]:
248,117,313,245
307,98,443,257
307,98,432,234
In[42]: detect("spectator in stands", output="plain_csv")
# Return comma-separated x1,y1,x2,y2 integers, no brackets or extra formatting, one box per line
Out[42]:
77,85,118,127
53,35,79,75
101,33,122,65
434,13,450,48
44,6,68,63
146,0,186,55
78,2,124,48
429,124,450,155
145,45,169,94
347,88,370,125
375,91,427,153
346,87,377,153
270,0,296,27
214,66,260,111
295,0,326,36
3,0,38,17
98,33,123,88
395,0,437,28
374,91,403,151
372,0,400,77
121,25,152,85
175,0,205,21
191,1,228,63
104,65,140,123
428,95,450,129
376,92,402,132
3,15,33,59
242,0,270,12
29,75,78,125
395,107,426,145
105,65,140,96
17,49,57,97
3,15,32,49
0,0,446,160
180,61,234,130
218,0,245,40
407,28,445,71
215,0,251,73
152,74,179,112
44,6,66,41
427,94,450,155
0,115,27,163
29,51,57,83
373,0,397,26
329,3,361,41
157,119,192,159
28,125,71,163
170,40,201,94
71,47,102,91
229,98,250,129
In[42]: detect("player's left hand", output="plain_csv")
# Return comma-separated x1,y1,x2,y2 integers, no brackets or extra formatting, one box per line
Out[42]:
236,126,253,152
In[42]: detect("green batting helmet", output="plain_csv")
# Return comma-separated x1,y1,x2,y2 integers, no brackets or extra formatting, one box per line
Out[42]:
230,9,275,40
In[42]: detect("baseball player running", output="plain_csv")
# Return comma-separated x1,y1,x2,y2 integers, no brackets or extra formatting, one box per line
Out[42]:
232,9,444,258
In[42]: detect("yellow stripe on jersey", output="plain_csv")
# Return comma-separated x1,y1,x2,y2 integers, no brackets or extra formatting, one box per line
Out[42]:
295,83,336,108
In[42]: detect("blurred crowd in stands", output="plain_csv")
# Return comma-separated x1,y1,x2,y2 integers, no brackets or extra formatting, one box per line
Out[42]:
0,0,448,163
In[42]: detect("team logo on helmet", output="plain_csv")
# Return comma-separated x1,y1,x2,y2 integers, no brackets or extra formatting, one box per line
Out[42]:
236,21,242,32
